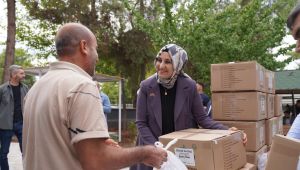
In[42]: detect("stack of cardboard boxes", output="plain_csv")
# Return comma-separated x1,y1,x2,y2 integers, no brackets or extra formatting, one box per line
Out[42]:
210,61,283,168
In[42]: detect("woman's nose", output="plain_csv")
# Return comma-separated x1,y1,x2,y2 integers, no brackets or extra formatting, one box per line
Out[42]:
159,62,166,69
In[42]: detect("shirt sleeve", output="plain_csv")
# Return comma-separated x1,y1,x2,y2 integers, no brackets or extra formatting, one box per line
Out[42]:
287,114,300,140
67,82,109,144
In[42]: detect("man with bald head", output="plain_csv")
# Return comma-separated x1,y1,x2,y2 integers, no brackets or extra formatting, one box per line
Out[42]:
22,23,167,170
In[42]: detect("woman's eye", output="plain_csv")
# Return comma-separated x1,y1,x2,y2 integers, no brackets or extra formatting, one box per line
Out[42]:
164,60,172,64
156,58,162,63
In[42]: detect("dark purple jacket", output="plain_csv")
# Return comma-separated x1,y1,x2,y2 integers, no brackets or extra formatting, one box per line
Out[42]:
135,74,228,146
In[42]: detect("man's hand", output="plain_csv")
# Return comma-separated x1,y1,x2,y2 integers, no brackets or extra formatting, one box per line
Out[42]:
104,138,120,148
141,145,168,169
229,127,247,146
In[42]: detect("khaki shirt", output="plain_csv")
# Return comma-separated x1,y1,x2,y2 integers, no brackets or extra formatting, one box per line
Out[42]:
23,61,109,170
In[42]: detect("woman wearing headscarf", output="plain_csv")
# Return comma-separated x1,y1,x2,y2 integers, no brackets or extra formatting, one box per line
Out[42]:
131,44,244,170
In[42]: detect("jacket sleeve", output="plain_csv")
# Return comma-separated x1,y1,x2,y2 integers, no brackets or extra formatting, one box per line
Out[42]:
191,83,228,130
135,83,157,145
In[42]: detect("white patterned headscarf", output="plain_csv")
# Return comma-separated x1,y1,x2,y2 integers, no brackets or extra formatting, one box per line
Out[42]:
154,44,189,89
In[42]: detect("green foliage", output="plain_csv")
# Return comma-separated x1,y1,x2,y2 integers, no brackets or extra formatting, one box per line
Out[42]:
17,0,297,103
135,0,295,85
127,121,137,142
15,3,57,60
101,82,119,105
19,0,155,104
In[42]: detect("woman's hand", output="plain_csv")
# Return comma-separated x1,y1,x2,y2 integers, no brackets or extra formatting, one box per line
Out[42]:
229,127,247,146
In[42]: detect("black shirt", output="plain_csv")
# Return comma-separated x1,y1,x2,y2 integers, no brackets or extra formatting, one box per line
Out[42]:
159,82,177,135
11,84,23,123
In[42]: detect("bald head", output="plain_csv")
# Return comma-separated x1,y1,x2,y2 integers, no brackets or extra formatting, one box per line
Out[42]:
55,23,94,58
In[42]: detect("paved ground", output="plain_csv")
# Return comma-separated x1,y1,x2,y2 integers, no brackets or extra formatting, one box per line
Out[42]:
8,142,129,170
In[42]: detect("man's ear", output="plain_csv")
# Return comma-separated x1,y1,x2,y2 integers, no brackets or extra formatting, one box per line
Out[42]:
11,73,16,79
79,40,88,56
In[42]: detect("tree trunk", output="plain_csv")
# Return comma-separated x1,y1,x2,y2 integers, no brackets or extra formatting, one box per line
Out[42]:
2,0,16,83
139,0,145,14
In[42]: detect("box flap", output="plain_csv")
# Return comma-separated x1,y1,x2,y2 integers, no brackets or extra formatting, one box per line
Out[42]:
266,135,300,170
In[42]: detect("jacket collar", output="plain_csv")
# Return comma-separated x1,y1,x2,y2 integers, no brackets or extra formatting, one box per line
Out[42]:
147,75,190,131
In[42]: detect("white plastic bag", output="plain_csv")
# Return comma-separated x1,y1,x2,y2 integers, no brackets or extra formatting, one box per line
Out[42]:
258,152,268,170
153,139,188,170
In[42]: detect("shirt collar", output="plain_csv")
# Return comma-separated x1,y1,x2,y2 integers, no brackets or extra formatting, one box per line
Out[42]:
49,61,93,80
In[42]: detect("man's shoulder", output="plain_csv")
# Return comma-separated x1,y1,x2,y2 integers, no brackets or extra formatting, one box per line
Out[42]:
20,82,29,89
0,82,9,90
50,69,93,83
141,74,156,86
200,93,210,101
100,92,108,98
177,75,196,87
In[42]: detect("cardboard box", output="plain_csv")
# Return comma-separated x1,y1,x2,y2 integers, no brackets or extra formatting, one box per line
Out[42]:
266,135,300,170
239,163,257,170
217,120,265,151
246,145,267,166
211,61,266,92
212,92,267,121
266,117,279,145
159,129,247,170
274,95,283,117
265,70,275,94
266,94,274,119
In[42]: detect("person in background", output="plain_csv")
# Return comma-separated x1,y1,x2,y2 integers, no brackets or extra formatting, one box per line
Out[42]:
289,100,300,124
131,44,247,170
280,3,300,139
22,23,167,170
100,91,111,117
286,3,300,139
196,82,212,117
0,65,28,170
283,104,291,125
295,100,300,117
96,82,112,120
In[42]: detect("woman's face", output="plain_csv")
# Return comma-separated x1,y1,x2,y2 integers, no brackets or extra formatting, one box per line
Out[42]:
155,52,174,79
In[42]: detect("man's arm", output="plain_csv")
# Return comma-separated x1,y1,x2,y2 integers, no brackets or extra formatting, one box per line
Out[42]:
74,138,167,170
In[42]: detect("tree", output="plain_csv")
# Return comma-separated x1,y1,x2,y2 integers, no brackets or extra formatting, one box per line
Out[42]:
135,0,295,85
20,0,159,104
18,0,296,102
2,0,16,83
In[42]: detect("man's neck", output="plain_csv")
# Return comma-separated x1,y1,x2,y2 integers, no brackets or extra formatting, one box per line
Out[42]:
9,79,20,86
